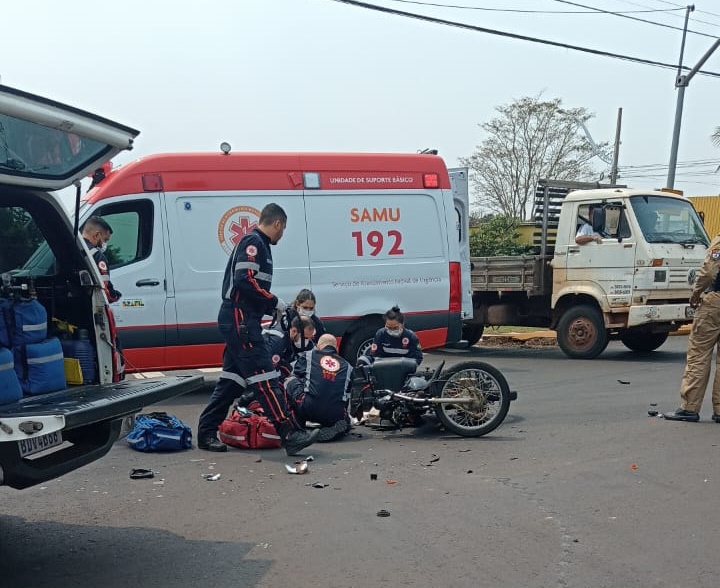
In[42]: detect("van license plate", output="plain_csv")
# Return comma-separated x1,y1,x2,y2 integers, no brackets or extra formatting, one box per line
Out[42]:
18,431,63,457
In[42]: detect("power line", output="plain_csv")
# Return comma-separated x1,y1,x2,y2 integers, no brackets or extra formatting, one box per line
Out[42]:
552,0,717,38
614,0,720,29
386,0,684,13
327,0,720,78
649,0,720,22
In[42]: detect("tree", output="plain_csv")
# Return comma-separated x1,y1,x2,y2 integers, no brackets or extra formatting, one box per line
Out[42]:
470,215,535,257
461,95,605,219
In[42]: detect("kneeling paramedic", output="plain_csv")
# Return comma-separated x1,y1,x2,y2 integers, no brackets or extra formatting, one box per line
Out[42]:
197,203,319,455
286,334,353,442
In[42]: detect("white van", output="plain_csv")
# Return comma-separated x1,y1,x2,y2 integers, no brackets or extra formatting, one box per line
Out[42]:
0,85,203,489
74,152,472,371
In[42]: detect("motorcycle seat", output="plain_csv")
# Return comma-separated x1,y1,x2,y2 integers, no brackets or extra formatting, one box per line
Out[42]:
370,358,418,391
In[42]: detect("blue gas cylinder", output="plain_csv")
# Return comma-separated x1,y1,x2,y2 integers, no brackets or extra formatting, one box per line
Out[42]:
61,329,97,384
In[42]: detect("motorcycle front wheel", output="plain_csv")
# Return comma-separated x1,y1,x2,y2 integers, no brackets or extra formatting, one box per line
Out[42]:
435,361,511,437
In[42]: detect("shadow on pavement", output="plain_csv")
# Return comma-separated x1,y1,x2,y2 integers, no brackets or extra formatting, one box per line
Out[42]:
0,516,270,588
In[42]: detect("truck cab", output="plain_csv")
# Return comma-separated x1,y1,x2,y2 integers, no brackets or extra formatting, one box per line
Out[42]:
551,188,707,357
0,85,203,489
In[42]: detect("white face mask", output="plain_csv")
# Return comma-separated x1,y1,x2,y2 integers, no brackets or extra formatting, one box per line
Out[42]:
386,327,403,337
99,241,108,253
298,308,315,318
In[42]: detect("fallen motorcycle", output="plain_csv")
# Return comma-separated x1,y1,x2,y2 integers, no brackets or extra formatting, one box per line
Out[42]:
351,358,517,437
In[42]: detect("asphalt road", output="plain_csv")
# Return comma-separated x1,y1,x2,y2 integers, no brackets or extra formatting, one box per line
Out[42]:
3,335,719,588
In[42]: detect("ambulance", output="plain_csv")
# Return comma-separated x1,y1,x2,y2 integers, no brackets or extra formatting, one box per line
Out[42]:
69,150,472,372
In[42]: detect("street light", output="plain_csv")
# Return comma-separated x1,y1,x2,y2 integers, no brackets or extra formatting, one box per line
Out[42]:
666,5,720,189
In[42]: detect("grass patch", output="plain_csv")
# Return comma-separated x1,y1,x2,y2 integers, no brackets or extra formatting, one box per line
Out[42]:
484,325,551,334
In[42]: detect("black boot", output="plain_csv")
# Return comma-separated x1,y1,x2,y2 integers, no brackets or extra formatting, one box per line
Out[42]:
198,437,228,452
278,422,319,456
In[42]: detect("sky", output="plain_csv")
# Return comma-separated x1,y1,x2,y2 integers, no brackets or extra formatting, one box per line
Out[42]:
3,0,720,208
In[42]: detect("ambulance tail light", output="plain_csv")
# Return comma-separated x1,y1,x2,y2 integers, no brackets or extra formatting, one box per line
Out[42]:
423,173,439,189
105,307,124,383
449,262,461,313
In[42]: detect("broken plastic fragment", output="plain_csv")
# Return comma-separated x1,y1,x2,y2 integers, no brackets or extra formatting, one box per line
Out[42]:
201,473,221,481
285,461,309,475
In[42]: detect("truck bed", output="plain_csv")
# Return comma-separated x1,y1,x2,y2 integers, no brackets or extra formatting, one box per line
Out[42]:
470,255,552,296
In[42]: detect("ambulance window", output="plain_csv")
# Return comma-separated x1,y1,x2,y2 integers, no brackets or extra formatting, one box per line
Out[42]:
94,200,153,269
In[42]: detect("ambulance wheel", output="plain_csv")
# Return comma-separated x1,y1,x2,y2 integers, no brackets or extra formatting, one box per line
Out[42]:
556,305,608,359
341,324,380,365
620,331,668,353
462,323,484,347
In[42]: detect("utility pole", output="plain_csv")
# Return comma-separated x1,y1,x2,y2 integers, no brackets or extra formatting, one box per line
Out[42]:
609,107,623,184
666,5,720,189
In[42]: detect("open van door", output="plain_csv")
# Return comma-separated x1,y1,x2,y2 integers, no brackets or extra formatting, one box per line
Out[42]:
0,84,138,191
448,167,473,321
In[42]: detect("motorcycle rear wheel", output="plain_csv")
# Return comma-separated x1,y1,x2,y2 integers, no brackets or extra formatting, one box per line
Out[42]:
435,361,511,437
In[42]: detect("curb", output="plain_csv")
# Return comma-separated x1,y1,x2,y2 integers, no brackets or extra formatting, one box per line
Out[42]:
481,324,691,342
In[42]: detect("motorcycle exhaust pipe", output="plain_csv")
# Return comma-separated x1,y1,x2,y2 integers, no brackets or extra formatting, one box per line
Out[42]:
392,392,475,404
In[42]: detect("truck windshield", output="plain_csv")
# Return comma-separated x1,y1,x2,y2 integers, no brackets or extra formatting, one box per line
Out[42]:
630,195,709,246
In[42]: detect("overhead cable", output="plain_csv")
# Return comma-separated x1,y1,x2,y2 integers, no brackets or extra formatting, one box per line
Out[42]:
327,0,720,78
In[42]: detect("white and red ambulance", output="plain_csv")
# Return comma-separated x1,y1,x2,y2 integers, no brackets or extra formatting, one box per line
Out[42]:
75,151,472,371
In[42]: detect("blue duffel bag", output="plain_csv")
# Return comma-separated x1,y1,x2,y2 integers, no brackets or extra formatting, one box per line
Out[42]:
126,412,193,452
14,338,66,395
0,347,22,405
11,299,48,346
0,298,12,348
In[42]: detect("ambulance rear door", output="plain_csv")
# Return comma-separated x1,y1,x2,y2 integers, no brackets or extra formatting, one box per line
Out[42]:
448,167,473,320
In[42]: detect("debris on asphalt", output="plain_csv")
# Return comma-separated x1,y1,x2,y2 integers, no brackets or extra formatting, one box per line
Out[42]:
129,468,154,480
629,463,638,471
201,473,222,481
285,461,309,475
385,479,397,485
647,410,659,417
618,380,631,385
376,509,391,517
308,482,329,488
458,449,471,453
466,470,474,474
370,473,378,481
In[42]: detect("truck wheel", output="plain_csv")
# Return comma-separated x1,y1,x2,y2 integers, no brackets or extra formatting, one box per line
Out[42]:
556,305,609,359
462,323,484,347
620,331,668,353
341,324,380,365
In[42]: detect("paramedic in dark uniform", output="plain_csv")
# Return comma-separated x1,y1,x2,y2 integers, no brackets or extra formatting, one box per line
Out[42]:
366,306,423,366
264,315,316,381
197,203,319,455
286,334,353,442
81,216,122,303
665,233,720,423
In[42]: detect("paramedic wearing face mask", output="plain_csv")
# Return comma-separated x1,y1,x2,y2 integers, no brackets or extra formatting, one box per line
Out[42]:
264,315,316,380
197,203,319,456
281,288,326,341
369,306,423,365
81,216,122,303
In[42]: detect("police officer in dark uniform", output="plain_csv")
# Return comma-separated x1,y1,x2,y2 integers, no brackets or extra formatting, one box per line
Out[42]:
286,334,353,442
665,232,720,422
368,306,423,365
81,216,122,303
197,203,319,455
